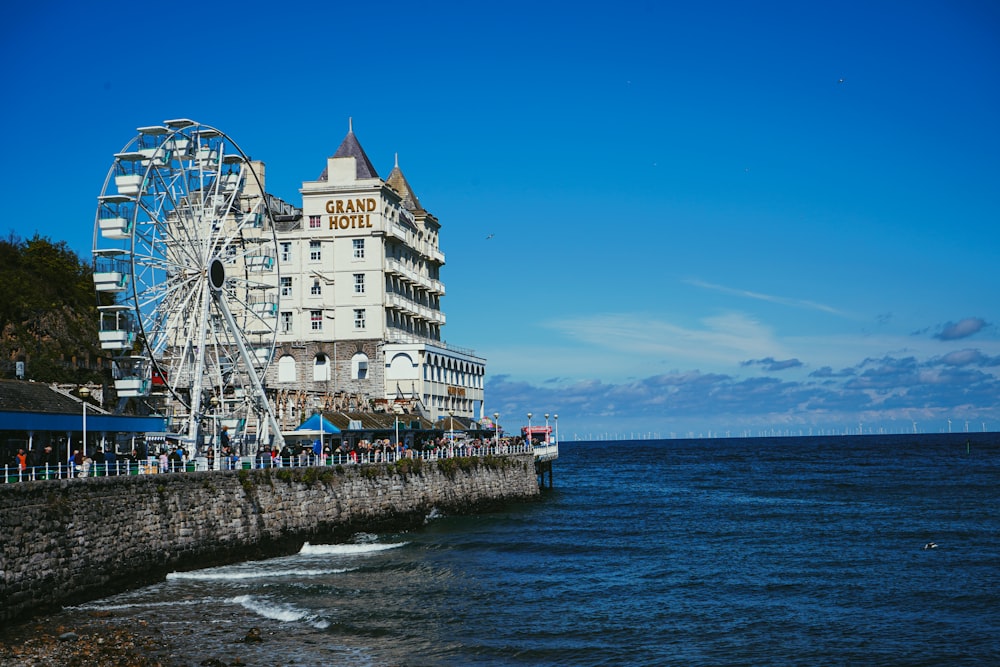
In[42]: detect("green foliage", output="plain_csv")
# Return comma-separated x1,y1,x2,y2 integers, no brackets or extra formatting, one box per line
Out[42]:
0,232,105,383
393,457,424,476
437,458,458,477
301,467,334,485
238,469,255,493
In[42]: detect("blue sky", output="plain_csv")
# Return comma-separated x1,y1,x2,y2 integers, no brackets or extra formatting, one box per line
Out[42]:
3,1,998,438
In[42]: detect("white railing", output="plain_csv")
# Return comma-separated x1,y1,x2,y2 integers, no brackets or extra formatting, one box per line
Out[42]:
0,442,543,483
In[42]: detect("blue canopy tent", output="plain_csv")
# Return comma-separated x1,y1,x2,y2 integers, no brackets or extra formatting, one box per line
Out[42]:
284,414,341,456
294,414,340,434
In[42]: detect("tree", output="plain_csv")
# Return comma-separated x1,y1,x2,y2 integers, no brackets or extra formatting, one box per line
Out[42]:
0,233,105,383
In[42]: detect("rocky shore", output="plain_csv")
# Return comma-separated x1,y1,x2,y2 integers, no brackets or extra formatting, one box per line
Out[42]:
0,611,270,667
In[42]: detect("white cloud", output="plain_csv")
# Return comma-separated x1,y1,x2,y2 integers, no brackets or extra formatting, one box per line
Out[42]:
543,311,789,370
684,278,853,317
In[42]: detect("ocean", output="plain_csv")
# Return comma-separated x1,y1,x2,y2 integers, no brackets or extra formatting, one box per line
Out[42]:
57,433,1000,665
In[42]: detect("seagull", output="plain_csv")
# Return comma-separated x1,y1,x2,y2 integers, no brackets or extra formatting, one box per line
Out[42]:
923,542,938,550
838,78,845,84
485,233,494,240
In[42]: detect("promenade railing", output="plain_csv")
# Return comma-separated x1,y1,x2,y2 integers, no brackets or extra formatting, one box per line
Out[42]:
1,442,543,483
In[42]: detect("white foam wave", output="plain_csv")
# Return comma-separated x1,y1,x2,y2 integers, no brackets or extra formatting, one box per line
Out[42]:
230,595,330,629
71,598,214,612
299,541,407,555
167,567,352,581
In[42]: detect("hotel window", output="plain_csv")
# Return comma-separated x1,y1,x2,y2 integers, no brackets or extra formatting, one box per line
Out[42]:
280,242,291,262
313,354,330,381
280,311,293,333
310,310,323,331
311,279,322,296
354,308,366,329
351,352,368,379
309,215,322,229
280,276,292,297
309,241,321,261
354,273,365,294
278,355,296,383
353,238,365,259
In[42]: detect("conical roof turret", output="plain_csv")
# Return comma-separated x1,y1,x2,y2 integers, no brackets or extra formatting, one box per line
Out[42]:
317,118,379,181
386,153,423,212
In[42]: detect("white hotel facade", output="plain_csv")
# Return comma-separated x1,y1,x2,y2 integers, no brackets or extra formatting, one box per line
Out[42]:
260,123,485,427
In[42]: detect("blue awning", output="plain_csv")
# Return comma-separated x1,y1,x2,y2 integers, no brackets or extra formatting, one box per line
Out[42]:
0,411,166,433
294,414,340,433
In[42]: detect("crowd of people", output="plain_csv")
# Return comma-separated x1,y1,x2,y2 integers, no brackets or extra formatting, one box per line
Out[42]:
4,434,535,481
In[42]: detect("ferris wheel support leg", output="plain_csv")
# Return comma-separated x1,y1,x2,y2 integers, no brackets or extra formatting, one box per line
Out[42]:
186,277,215,451
210,287,285,450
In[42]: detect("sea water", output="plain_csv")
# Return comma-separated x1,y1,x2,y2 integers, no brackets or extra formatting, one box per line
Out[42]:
63,434,1000,665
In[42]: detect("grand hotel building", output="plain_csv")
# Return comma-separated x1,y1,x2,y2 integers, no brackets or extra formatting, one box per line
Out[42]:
259,123,485,428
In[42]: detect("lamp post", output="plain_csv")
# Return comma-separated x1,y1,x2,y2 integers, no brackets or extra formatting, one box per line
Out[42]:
527,412,533,449
544,413,550,445
554,414,559,446
210,395,219,461
78,386,90,466
493,412,500,449
448,410,455,442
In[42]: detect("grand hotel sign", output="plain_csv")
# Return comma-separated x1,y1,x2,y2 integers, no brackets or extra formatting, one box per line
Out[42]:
325,198,377,230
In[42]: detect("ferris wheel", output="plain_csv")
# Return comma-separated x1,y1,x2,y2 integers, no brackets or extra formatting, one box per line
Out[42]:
92,119,284,450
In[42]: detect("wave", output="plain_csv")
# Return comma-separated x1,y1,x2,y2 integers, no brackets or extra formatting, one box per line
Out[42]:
299,541,408,555
71,598,217,612
167,567,354,581
230,594,330,629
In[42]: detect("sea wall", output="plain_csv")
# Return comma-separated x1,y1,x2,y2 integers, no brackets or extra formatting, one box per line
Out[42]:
0,455,539,623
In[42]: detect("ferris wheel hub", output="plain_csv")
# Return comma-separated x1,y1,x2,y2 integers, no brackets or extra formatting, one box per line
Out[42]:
209,258,226,291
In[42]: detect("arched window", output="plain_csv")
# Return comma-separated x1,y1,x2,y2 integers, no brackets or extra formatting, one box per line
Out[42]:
351,352,368,380
313,354,330,381
387,352,418,380
278,355,296,383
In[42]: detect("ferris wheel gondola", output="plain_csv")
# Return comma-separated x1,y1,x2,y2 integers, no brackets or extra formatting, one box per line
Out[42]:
92,119,284,450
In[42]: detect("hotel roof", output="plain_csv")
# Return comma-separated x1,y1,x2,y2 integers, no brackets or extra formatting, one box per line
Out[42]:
317,119,379,181
386,154,423,212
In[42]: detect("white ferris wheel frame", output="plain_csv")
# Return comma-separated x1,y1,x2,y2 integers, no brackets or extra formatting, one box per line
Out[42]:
92,119,284,450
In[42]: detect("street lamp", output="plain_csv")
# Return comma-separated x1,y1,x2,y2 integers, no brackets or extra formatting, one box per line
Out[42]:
554,414,559,446
448,410,455,443
210,395,219,457
544,413,550,445
527,412,533,448
493,412,500,449
77,386,90,467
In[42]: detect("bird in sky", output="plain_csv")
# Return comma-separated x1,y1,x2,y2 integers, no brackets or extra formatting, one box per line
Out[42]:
485,233,495,240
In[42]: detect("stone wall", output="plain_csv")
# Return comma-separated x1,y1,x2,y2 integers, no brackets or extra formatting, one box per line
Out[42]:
0,454,539,623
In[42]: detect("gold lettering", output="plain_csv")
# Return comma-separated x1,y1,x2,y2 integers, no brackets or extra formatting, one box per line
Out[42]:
325,200,377,230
